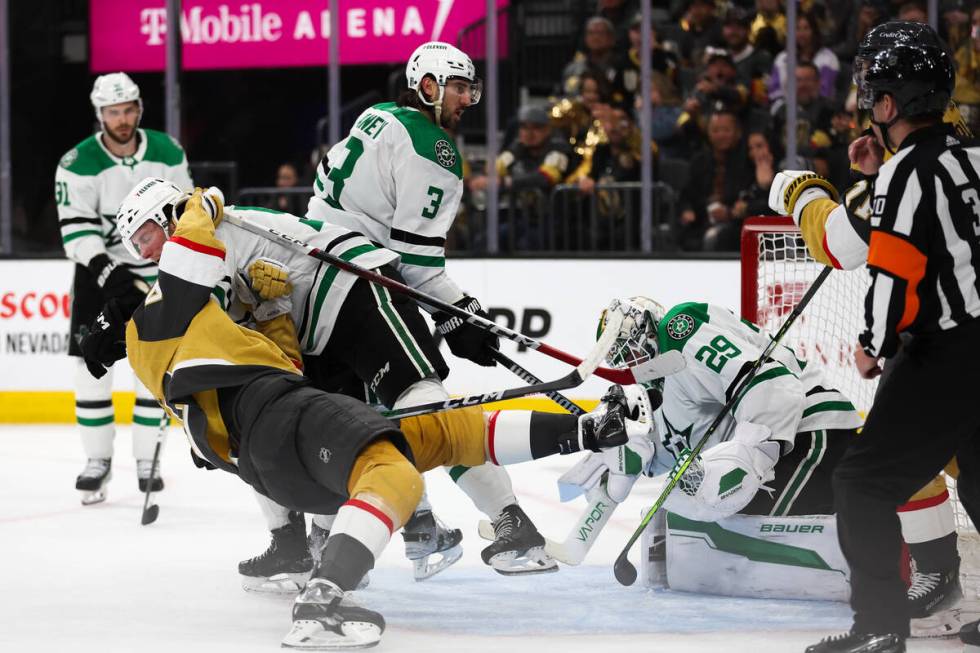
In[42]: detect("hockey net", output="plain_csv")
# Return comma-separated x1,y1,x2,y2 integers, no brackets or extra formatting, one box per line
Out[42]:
740,217,980,592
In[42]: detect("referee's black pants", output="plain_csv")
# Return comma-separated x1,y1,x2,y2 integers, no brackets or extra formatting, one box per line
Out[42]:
832,319,980,636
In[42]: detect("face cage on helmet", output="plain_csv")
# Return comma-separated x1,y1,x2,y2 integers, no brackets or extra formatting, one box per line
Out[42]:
602,304,659,369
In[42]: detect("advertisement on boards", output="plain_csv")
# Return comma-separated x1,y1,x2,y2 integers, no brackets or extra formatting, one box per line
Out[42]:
90,0,509,72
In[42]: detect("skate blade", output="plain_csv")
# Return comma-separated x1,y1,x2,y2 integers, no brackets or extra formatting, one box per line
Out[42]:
80,489,108,506
911,599,980,639
413,544,463,581
488,546,559,576
242,572,311,595
281,619,381,649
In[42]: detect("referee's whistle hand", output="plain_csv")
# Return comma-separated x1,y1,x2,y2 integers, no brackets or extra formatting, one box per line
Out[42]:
854,344,883,379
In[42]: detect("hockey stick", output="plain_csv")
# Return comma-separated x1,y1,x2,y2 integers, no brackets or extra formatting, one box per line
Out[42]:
488,349,586,416
140,415,167,526
381,311,623,420
612,265,833,586
222,214,684,385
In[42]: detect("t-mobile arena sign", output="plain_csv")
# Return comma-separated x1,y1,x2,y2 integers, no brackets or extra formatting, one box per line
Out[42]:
90,0,507,72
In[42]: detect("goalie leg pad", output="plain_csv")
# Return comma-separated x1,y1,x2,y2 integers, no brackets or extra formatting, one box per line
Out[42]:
662,512,849,601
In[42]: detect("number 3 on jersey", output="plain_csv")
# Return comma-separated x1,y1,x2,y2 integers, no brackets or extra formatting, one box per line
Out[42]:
323,137,365,210
695,335,742,373
421,186,444,219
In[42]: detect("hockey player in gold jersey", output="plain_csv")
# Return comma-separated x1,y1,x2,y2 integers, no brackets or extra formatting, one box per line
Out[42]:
78,188,650,649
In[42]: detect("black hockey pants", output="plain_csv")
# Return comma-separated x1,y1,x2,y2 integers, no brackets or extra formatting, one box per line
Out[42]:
832,318,980,636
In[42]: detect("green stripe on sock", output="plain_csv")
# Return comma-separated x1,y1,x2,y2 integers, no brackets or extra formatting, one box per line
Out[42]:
77,415,114,427
448,465,470,482
132,414,164,427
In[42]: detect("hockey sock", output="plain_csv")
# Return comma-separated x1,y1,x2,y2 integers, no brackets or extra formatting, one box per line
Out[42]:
449,462,517,521
909,533,960,574
254,490,294,531
484,410,580,465
311,513,336,531
316,498,393,591
131,397,167,460
75,359,115,459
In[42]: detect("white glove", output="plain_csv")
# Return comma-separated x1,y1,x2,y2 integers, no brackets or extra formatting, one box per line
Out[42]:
663,422,778,522
557,433,656,503
768,170,839,224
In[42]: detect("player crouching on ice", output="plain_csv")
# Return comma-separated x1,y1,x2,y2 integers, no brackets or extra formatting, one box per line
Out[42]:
77,189,651,649
560,297,864,600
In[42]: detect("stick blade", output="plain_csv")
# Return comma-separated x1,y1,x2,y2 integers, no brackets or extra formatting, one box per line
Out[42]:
613,552,637,586
141,504,159,526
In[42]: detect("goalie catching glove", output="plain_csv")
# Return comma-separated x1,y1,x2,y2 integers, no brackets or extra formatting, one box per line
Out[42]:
78,298,130,379
558,384,661,503
433,295,499,367
663,422,779,522
767,170,840,224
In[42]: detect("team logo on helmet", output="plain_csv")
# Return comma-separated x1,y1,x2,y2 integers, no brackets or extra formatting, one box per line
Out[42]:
434,139,456,168
665,314,695,340
59,149,78,169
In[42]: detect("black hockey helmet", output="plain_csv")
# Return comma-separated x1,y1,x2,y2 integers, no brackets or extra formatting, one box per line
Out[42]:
853,21,954,118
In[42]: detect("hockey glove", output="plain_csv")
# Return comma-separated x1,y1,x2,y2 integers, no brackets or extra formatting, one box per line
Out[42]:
767,170,840,222
434,295,499,367
88,253,149,317
174,186,225,225
248,258,293,300
78,298,129,379
557,435,657,503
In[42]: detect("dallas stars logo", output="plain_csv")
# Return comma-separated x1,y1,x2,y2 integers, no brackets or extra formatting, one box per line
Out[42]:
665,313,695,340
434,139,456,168
662,415,693,460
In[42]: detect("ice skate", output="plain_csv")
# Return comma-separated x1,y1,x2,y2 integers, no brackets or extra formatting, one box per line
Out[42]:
239,511,313,594
480,504,557,576
907,565,962,618
75,458,111,506
960,616,980,650
402,508,463,581
281,578,384,650
805,631,905,652
136,459,164,493
913,599,980,638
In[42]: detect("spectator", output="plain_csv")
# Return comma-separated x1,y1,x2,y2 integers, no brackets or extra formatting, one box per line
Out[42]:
897,0,929,24
832,0,888,62
679,110,753,251
722,6,773,107
770,62,836,164
646,71,688,159
733,129,780,223
953,5,980,135
577,105,644,196
751,0,787,57
273,162,303,213
596,0,640,53
562,17,619,97
678,50,749,141
942,0,974,53
612,13,680,108
769,11,840,102
470,105,573,250
674,0,725,65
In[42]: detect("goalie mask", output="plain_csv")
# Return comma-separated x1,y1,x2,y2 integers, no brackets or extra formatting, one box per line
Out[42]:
406,41,482,124
90,72,143,125
117,177,187,260
598,297,667,370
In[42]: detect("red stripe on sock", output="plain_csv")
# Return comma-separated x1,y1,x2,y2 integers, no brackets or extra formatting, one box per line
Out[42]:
170,235,225,259
897,490,949,512
344,498,393,533
487,410,501,465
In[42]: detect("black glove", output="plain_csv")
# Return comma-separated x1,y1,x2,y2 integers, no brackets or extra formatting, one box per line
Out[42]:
433,295,499,367
88,253,148,316
78,299,129,379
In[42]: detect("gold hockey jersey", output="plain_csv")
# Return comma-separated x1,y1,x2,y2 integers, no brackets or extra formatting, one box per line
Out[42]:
125,193,301,471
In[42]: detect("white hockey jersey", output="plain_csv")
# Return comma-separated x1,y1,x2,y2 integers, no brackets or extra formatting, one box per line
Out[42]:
306,102,465,305
55,128,193,279
648,302,862,475
213,205,398,354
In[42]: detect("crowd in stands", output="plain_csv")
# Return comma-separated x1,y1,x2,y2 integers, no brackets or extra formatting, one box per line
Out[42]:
462,0,980,253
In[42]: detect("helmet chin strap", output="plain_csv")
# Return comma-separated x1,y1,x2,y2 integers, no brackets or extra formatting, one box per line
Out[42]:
871,114,901,155
417,82,446,127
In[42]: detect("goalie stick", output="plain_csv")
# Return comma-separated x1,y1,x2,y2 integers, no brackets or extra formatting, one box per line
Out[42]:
222,213,685,385
612,265,833,586
381,310,623,419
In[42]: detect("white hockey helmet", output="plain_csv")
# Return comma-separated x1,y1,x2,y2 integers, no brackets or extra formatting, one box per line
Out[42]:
117,177,187,260
599,297,667,369
406,41,482,121
90,72,143,123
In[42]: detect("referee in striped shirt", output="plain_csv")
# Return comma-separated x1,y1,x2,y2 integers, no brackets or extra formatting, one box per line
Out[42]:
804,22,980,653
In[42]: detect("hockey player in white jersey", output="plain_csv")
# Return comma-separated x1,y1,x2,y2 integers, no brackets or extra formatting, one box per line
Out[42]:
304,41,556,575
114,178,556,584
55,72,192,505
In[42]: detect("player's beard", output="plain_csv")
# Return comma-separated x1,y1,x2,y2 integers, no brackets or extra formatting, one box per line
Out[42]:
440,108,463,132
104,122,137,147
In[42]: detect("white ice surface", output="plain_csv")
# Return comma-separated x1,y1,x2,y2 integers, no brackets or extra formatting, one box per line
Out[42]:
0,425,963,653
